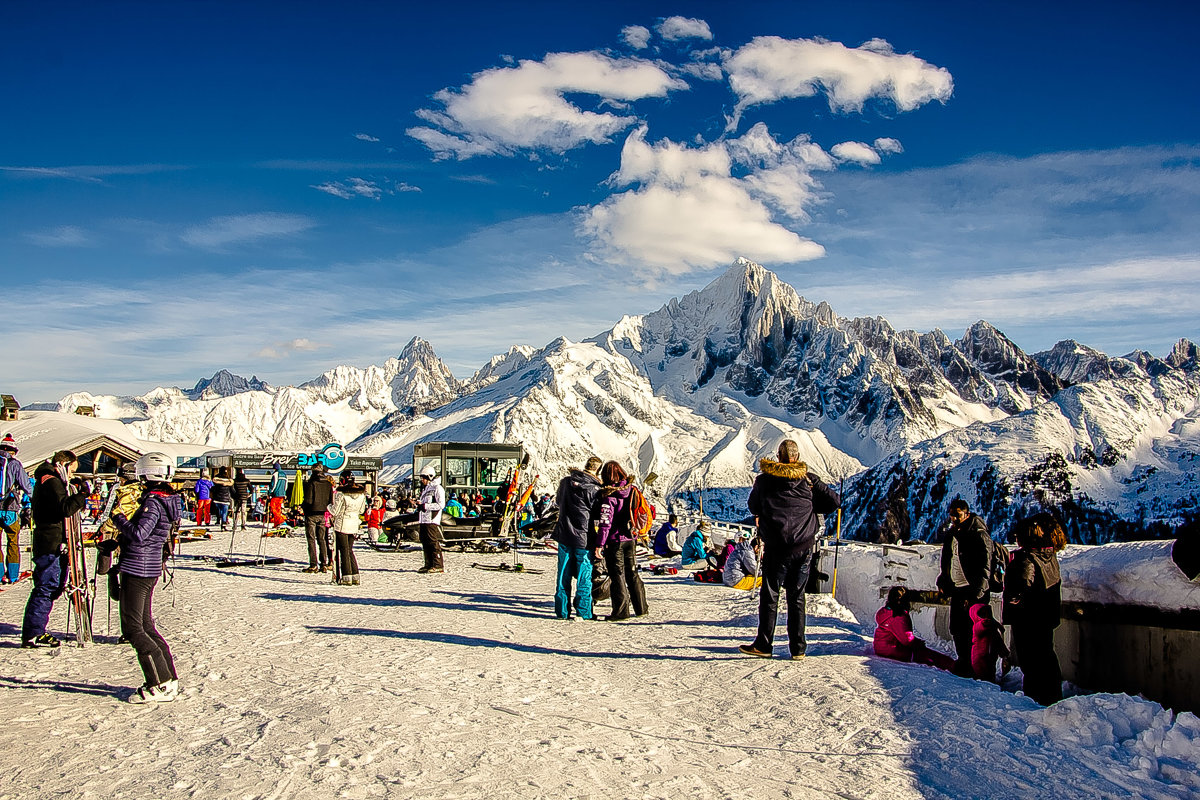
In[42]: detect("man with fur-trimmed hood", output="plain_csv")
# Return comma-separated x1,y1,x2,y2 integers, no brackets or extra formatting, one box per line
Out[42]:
739,440,839,660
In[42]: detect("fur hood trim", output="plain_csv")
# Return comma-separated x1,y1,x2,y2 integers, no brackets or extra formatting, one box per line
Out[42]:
759,459,808,480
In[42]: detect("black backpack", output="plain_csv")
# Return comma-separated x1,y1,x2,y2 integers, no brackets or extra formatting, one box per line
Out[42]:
988,539,1011,593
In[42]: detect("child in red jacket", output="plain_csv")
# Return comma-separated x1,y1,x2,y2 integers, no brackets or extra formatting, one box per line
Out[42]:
969,602,1010,682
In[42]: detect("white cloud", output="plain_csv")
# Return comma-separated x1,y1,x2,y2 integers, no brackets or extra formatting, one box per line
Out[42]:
656,16,713,42
581,126,825,272
874,137,903,154
180,213,316,249
25,225,94,247
407,51,687,160
312,177,384,200
724,36,953,129
831,141,881,166
254,338,328,359
354,133,380,142
621,25,651,50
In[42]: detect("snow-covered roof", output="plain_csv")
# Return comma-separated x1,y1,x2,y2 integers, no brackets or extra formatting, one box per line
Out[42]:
0,410,211,470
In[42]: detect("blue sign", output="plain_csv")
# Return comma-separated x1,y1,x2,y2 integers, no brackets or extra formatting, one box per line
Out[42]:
298,443,347,473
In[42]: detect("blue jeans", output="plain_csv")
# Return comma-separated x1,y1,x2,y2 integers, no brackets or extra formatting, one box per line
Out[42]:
212,502,230,525
752,547,812,657
555,545,593,620
22,552,68,641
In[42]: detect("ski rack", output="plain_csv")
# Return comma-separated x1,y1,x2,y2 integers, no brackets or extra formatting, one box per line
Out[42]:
475,453,533,574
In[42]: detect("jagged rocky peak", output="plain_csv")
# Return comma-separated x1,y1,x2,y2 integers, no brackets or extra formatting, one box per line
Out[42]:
189,369,270,399
956,321,1064,400
1167,339,1199,370
398,336,441,364
1033,340,1144,385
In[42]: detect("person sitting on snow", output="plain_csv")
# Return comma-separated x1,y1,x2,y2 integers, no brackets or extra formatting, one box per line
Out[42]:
680,522,710,567
873,586,955,670
723,533,762,590
653,514,681,557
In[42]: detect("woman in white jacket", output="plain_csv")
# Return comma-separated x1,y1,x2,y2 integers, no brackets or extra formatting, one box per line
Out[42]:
330,482,368,585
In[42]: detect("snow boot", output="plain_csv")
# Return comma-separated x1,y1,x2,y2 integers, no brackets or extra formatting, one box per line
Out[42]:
128,683,174,704
22,634,62,649
5,563,19,583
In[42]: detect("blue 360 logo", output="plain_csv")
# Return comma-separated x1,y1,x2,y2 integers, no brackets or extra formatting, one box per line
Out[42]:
298,443,347,473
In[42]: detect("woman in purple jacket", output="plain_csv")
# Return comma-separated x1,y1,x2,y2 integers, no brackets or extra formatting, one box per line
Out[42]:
591,461,648,621
112,453,181,704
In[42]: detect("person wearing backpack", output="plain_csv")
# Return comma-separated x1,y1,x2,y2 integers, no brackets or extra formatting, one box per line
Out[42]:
739,440,840,659
110,453,182,703
552,456,602,620
591,461,648,621
936,498,993,677
0,434,34,584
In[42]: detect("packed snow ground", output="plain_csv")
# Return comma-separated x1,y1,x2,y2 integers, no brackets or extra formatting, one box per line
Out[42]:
1,530,1197,800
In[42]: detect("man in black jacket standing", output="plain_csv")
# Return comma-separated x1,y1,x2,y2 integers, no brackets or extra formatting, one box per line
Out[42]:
937,498,993,676
552,456,602,620
21,450,89,648
301,464,335,573
740,440,839,660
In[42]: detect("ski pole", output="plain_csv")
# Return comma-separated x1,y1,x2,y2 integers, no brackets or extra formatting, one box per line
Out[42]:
831,476,843,597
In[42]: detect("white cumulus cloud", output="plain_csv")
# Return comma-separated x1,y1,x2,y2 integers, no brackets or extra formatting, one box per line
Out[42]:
581,126,826,273
724,36,953,129
656,16,713,42
831,141,882,166
408,51,688,160
874,137,904,154
621,25,651,50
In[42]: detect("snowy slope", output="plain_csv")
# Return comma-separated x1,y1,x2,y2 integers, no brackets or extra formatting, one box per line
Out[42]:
841,367,1200,542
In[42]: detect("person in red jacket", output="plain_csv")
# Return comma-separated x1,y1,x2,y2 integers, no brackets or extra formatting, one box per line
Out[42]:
969,602,1010,682
364,494,386,544
873,586,955,670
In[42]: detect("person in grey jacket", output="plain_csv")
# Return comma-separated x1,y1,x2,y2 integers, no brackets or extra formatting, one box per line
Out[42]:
936,498,993,676
416,465,446,573
552,456,602,620
723,534,762,590
111,453,181,704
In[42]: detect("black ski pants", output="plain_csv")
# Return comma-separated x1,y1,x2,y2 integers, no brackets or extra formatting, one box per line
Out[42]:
335,532,359,579
603,540,647,620
752,546,811,657
120,574,177,687
419,523,444,569
305,515,330,568
1013,623,1062,705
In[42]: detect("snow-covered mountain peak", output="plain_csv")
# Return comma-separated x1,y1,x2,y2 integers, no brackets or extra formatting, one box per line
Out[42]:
189,369,271,400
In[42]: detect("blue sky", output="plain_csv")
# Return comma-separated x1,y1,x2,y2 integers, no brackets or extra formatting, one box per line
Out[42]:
3,1,1198,402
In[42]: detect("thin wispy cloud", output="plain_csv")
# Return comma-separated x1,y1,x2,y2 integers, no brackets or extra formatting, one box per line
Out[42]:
24,225,94,247
180,213,316,249
354,133,381,142
312,178,421,199
255,338,329,359
0,164,187,182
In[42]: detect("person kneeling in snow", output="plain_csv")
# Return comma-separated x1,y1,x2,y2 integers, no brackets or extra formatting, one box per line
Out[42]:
722,533,762,590
873,586,955,670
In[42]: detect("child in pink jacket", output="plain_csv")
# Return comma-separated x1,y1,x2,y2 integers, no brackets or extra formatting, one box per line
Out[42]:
969,602,1010,682
874,587,955,670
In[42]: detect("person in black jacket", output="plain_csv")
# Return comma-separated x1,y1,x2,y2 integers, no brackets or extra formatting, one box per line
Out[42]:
740,440,839,659
1003,512,1066,705
552,456,602,620
301,464,335,572
936,498,993,676
230,468,252,532
21,450,89,648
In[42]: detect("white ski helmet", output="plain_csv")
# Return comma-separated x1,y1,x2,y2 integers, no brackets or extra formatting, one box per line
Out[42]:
419,465,437,480
135,452,175,483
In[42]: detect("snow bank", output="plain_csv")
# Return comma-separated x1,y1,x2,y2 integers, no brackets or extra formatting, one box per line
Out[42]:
1024,694,1200,792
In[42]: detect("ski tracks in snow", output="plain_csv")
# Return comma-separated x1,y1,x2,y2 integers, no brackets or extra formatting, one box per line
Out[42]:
0,532,1194,799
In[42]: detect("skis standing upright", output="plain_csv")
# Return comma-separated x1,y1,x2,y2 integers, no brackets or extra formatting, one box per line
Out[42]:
63,506,94,645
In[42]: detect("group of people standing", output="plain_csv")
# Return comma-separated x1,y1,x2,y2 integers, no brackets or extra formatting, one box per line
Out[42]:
873,498,1066,705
